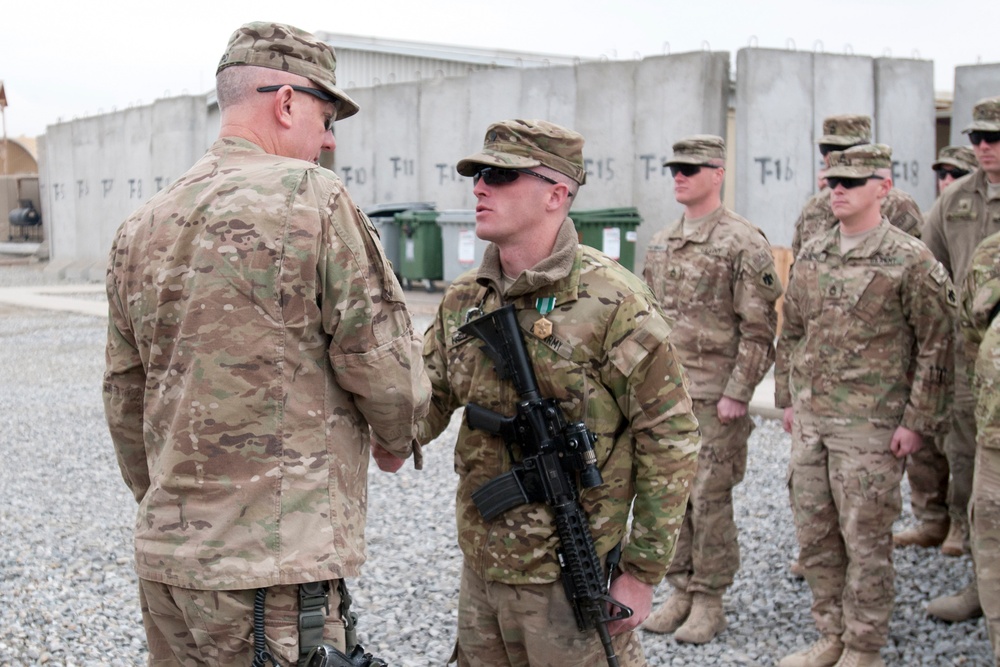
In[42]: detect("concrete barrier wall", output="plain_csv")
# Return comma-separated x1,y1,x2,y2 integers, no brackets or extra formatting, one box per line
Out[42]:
736,48,933,247
952,64,1000,145
36,52,946,271
39,96,207,273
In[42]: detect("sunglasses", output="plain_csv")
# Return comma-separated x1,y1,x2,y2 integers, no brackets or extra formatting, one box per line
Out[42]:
969,131,1000,146
472,167,560,188
668,163,718,178
826,175,884,190
256,85,337,131
935,167,969,180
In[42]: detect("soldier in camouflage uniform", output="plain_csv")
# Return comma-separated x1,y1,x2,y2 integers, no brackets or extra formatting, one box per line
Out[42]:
103,22,430,665
640,135,782,645
775,145,955,667
790,115,923,257
934,145,978,196
921,95,1000,623
405,119,700,666
960,229,1000,665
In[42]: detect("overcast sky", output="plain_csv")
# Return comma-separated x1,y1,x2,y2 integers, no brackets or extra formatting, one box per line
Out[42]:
2,0,998,139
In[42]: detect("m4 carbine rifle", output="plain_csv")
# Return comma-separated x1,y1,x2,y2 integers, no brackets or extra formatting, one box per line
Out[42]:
460,304,632,667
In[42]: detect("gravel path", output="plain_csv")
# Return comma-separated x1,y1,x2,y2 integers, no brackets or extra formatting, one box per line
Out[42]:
0,264,991,666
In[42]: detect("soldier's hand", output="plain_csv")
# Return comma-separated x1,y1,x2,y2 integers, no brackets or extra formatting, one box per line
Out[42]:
371,439,405,473
606,570,653,636
717,396,748,424
782,407,794,434
889,425,923,458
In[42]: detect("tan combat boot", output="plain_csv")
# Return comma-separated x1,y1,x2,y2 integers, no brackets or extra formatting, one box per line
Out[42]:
673,592,727,644
927,583,983,622
777,634,844,667
789,558,806,579
892,520,949,548
641,589,692,634
941,521,969,556
831,647,886,667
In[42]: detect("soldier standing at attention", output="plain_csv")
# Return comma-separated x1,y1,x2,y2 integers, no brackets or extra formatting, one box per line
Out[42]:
921,95,1000,624
377,119,700,666
776,144,954,667
639,135,782,644
959,228,1000,665
788,114,926,579
103,22,430,665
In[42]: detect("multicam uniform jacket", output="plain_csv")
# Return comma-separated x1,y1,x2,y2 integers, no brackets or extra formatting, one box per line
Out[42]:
792,186,923,257
961,230,1000,442
103,137,429,590
417,218,700,586
775,219,954,436
924,169,1000,289
642,206,782,403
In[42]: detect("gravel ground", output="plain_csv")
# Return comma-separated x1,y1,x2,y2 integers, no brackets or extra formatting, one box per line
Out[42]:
0,263,992,666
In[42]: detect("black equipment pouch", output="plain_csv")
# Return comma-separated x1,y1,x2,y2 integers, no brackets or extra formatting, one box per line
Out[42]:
298,581,331,666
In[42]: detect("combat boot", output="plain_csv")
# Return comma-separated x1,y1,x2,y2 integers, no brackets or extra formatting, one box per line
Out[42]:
673,592,727,644
641,589,692,634
927,583,983,622
831,648,885,667
789,558,805,579
941,521,969,556
777,634,844,667
892,520,949,548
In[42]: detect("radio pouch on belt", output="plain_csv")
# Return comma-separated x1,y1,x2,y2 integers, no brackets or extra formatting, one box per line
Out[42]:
298,581,331,666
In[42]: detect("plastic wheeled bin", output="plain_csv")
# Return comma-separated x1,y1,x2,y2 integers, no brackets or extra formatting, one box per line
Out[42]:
436,210,490,282
570,208,642,272
396,209,443,291
363,202,434,280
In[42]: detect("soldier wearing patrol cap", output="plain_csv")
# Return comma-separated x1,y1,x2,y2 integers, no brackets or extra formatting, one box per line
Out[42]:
640,135,782,645
399,119,700,666
791,115,924,257
776,144,955,667
920,94,1000,625
933,145,978,195
103,21,430,664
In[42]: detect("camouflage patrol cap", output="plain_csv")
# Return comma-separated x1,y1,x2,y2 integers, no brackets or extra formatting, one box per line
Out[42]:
217,22,359,120
456,119,587,185
824,143,893,178
932,145,978,173
962,96,1000,133
817,114,872,147
663,135,726,167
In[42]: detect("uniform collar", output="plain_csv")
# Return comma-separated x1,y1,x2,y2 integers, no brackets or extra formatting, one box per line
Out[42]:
823,217,891,259
667,205,725,245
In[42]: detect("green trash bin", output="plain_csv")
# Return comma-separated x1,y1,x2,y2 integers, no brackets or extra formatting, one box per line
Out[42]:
363,202,434,281
396,209,443,291
571,208,642,272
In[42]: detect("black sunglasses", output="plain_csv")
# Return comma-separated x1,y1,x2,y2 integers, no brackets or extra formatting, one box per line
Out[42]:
935,167,969,180
472,167,561,188
668,163,718,178
256,85,337,131
826,175,885,190
969,131,1000,146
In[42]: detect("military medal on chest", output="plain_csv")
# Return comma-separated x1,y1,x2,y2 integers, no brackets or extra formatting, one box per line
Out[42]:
532,296,555,338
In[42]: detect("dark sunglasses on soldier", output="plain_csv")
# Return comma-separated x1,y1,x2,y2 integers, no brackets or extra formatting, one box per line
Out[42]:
826,175,885,190
669,163,718,178
472,167,559,187
969,131,1000,146
935,167,969,180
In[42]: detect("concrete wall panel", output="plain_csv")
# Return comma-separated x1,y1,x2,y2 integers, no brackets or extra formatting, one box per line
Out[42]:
875,58,936,210
462,69,526,207
633,52,729,267
519,66,577,127
372,82,422,205
418,75,471,210
811,54,874,183
736,49,815,247
952,64,1000,145
331,87,377,206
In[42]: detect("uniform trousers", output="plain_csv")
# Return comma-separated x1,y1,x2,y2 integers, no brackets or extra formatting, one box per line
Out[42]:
904,434,950,524
665,400,751,595
454,561,646,666
946,360,978,534
139,578,345,666
972,439,1000,665
789,411,904,652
